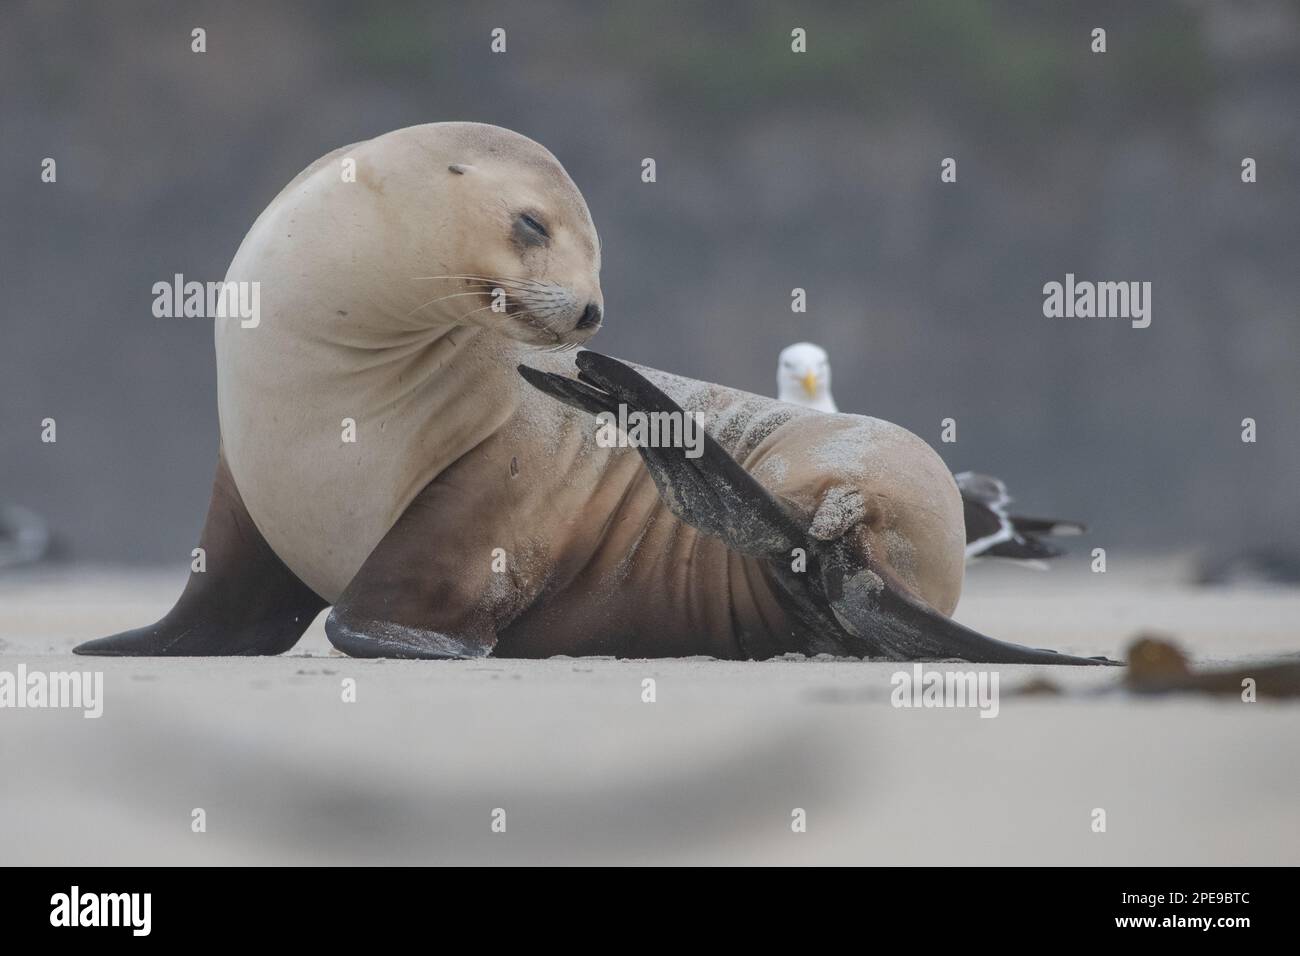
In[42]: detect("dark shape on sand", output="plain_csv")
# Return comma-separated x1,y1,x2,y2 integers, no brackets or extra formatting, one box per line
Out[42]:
1125,634,1300,698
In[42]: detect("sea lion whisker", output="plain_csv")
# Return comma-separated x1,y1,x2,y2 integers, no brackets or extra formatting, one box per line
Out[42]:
518,310,560,333
414,273,554,292
494,274,550,288
410,274,519,284
508,307,566,343
406,289,495,316
409,275,549,300
456,301,513,321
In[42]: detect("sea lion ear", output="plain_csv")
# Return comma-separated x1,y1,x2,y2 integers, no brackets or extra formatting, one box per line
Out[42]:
447,163,474,175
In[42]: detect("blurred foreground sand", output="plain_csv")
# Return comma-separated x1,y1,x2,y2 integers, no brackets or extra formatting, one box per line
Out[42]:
1,558,1297,865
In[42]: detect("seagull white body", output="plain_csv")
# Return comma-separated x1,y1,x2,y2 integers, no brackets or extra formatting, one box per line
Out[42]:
777,342,837,413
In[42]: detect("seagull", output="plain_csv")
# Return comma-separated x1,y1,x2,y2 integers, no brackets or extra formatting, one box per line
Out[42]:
776,342,836,412
775,343,1085,565
954,471,1084,563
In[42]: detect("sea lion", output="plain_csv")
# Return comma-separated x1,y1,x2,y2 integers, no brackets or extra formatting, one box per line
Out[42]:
75,122,1112,664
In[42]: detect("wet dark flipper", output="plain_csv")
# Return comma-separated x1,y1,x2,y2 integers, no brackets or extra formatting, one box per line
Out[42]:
516,365,614,418
323,477,500,660
823,556,1120,665
74,450,326,656
520,352,804,556
325,611,492,660
576,353,802,548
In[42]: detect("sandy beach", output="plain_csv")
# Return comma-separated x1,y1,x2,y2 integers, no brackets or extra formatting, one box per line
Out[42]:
2,558,1296,866
4,0,1298,878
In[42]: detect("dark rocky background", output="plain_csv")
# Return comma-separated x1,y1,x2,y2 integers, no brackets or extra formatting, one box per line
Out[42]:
2,0,1297,563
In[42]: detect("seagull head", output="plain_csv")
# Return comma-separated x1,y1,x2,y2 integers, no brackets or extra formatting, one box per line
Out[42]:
777,342,835,411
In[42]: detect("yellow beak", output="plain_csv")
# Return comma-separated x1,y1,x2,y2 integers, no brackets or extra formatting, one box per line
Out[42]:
801,371,818,397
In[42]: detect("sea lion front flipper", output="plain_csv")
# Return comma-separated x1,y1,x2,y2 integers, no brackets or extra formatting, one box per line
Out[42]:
519,352,805,557
74,451,326,656
323,479,500,660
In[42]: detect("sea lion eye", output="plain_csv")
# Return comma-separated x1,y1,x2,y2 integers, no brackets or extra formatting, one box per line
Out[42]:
518,213,550,239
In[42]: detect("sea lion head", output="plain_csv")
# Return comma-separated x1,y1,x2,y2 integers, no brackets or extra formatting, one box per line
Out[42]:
429,124,603,348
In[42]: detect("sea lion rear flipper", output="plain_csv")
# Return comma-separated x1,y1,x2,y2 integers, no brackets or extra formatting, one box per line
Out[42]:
74,451,326,656
519,352,805,557
825,556,1120,665
516,364,613,418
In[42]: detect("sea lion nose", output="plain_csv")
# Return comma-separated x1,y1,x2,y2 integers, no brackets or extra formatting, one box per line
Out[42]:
577,302,602,330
